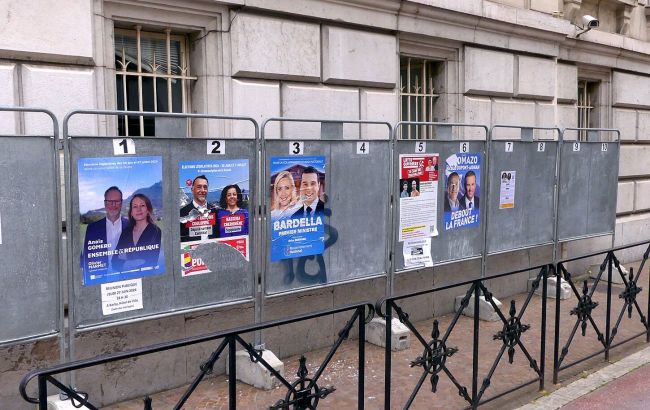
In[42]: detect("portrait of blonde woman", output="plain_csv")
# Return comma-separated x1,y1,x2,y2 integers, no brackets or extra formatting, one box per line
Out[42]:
271,171,301,220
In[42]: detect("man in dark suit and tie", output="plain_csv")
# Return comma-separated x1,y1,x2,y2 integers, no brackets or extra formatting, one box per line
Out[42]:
81,186,129,279
292,166,325,218
462,170,479,210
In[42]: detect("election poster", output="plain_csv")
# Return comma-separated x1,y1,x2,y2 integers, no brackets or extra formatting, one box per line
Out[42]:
443,152,481,231
179,159,250,277
78,156,165,286
398,154,439,241
270,156,326,261
499,171,516,209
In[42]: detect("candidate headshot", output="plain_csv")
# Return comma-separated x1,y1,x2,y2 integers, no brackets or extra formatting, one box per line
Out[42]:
292,166,325,218
180,175,218,242
463,170,479,210
81,186,129,272
444,172,463,212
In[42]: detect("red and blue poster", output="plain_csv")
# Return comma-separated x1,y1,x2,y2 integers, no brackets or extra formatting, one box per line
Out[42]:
443,152,481,231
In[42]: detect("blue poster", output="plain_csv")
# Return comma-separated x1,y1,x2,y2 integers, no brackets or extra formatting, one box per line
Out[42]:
270,156,326,261
78,156,165,286
443,152,481,231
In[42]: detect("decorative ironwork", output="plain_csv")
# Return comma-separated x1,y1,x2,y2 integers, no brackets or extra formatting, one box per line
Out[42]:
270,356,336,410
494,300,531,364
570,280,600,337
619,268,642,320
410,320,459,393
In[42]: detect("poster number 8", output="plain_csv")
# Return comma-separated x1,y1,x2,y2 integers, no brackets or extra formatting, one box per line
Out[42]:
415,141,426,153
113,138,135,155
460,142,469,153
290,141,304,155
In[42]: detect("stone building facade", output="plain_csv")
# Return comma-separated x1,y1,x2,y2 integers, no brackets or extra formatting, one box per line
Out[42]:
2,0,650,408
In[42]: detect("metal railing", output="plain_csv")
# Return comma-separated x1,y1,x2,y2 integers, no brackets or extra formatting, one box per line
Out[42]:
20,301,374,410
553,239,650,383
377,264,551,409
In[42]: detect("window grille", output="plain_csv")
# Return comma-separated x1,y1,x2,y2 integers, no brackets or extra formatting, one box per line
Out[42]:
399,57,441,139
114,26,196,136
577,79,599,141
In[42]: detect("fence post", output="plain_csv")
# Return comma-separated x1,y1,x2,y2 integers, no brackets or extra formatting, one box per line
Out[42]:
358,306,365,410
605,252,612,361
384,301,392,410
540,265,548,390
229,337,236,410
472,282,480,409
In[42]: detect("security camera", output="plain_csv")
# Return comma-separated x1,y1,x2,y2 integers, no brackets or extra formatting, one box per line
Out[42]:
582,15,599,29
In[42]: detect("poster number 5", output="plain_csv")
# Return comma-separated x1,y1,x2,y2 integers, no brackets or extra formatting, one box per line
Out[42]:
415,141,426,153
113,138,135,155
290,141,304,155
207,140,225,155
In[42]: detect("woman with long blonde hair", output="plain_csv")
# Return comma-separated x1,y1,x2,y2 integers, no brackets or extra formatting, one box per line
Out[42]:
271,171,300,220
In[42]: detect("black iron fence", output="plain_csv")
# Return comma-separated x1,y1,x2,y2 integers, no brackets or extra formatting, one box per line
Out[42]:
20,302,373,410
19,240,650,409
377,264,551,409
553,240,650,383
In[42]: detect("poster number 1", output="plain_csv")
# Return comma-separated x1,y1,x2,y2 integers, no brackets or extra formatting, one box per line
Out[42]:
505,142,513,152
290,141,304,155
356,141,369,155
113,138,135,155
460,142,469,153
415,141,426,153
207,140,225,155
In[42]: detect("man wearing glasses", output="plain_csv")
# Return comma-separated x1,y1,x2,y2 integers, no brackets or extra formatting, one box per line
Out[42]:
444,172,463,212
82,186,129,275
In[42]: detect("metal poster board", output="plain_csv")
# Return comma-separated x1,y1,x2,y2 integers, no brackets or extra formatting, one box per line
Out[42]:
486,126,560,254
63,110,259,331
557,128,620,242
392,122,488,273
0,107,62,346
261,118,392,296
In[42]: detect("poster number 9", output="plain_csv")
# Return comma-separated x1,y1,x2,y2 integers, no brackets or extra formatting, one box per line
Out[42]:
415,141,426,153
573,142,581,152
460,142,469,153
290,141,304,155
113,138,135,155
207,140,225,155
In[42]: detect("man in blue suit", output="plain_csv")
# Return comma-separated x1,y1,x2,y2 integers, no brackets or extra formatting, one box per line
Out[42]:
81,186,129,283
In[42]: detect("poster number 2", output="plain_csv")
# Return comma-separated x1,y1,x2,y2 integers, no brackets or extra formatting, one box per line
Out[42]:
290,141,304,155
415,141,426,153
207,140,225,155
113,138,135,155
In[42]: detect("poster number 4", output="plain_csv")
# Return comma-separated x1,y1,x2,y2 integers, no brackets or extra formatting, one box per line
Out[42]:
113,138,135,155
415,141,426,153
356,141,369,155
207,140,225,155
290,141,304,155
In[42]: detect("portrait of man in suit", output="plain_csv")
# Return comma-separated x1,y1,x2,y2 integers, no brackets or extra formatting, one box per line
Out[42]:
292,166,325,218
462,170,479,210
180,174,219,242
81,186,128,274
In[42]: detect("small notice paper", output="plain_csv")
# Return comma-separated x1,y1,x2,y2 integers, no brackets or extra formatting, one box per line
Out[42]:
403,238,433,268
101,278,143,315
499,171,516,209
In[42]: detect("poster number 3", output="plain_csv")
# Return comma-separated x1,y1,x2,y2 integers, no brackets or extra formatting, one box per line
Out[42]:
290,141,304,155
113,138,135,155
207,140,225,155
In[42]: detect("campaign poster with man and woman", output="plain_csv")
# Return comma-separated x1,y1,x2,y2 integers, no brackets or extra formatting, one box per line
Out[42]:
78,156,165,286
179,159,250,277
269,156,326,261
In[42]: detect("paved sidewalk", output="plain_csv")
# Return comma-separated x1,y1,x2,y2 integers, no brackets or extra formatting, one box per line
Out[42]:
519,345,650,410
